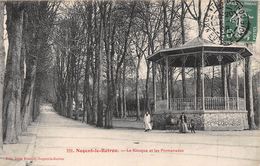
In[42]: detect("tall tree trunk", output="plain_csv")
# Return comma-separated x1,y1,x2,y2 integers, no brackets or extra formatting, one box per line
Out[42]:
83,2,93,123
83,60,91,123
0,1,5,150
32,92,40,121
123,87,127,118
182,67,186,98
92,64,98,125
119,81,124,118
196,66,201,100
245,57,256,129
83,45,91,123
136,57,141,121
66,32,73,119
256,73,260,128
161,1,167,101
21,54,37,131
181,0,186,98
227,64,231,96
221,65,226,97
145,60,151,113
122,61,127,119
104,10,114,127
90,2,99,125
20,42,25,88
74,83,79,120
160,65,166,100
97,3,105,127
120,63,128,120
115,89,119,117
170,68,174,99
21,4,38,131
67,86,73,118
217,0,225,99
4,2,24,143
119,79,123,117
211,66,215,97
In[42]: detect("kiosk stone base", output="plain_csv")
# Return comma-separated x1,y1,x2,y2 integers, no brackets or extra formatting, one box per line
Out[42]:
152,110,249,131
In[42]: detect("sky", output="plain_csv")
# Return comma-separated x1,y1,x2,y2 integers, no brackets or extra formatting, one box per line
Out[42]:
2,0,260,77
139,0,260,78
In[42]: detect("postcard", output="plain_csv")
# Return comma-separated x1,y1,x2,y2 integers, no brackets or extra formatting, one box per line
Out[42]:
0,0,259,166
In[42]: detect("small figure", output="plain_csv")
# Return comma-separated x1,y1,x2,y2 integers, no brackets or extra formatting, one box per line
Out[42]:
144,112,152,132
190,119,196,133
179,112,188,133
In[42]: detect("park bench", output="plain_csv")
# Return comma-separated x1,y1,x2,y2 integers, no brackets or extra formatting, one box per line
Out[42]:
165,117,179,131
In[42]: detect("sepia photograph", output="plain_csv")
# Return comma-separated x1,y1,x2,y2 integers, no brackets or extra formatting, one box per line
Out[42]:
0,0,260,165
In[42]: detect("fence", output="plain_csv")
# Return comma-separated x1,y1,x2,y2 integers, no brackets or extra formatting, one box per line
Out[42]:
156,97,245,111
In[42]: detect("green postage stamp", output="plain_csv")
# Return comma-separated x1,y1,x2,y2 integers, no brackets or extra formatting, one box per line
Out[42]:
224,0,258,43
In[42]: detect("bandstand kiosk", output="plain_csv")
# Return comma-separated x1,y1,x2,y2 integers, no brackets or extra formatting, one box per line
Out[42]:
147,37,252,130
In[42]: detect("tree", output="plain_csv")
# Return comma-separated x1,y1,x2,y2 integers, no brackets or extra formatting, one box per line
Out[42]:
3,2,24,144
184,0,212,100
82,1,93,124
97,1,105,127
0,1,59,144
253,71,260,128
0,1,5,150
21,2,59,131
245,56,257,129
114,1,137,120
131,27,147,121
138,1,162,112
212,0,228,99
180,0,187,98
